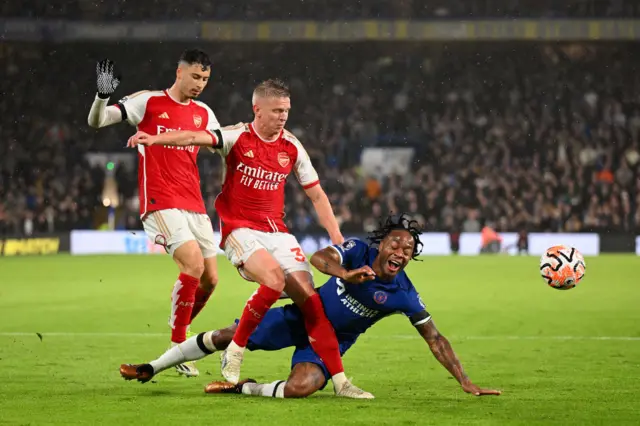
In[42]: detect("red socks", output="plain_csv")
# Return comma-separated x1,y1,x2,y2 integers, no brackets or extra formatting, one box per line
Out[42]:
301,293,345,376
190,285,213,322
232,284,282,347
169,273,199,344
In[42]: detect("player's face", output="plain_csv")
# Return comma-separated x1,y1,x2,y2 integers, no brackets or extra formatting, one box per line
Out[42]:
177,63,211,99
254,96,290,135
377,230,415,278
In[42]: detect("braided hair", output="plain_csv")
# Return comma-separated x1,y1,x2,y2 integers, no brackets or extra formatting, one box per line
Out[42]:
367,213,424,260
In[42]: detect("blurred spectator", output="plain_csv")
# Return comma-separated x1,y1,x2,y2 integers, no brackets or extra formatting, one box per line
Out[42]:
516,229,529,255
463,210,481,233
480,224,503,254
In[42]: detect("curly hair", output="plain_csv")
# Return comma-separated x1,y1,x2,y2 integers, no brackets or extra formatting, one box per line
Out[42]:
367,213,424,260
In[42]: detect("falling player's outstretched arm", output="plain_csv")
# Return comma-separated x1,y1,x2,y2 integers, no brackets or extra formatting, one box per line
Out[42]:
310,247,375,284
415,320,502,396
87,59,124,128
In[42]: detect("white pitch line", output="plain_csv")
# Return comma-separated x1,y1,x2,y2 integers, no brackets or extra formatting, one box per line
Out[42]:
385,335,640,341
0,332,639,341
0,332,167,337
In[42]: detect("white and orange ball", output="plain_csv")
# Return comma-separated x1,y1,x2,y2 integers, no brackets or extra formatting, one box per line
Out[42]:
539,245,586,290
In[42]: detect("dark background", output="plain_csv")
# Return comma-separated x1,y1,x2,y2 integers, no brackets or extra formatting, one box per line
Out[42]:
1,0,638,253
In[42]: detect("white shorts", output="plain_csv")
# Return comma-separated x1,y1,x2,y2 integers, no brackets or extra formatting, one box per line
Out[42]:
224,228,312,280
143,209,217,258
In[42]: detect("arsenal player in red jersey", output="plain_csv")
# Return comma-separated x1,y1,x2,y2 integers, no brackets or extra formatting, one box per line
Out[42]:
87,49,221,377
128,79,373,398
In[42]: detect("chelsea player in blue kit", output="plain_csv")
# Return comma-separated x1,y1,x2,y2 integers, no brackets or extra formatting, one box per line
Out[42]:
120,215,501,399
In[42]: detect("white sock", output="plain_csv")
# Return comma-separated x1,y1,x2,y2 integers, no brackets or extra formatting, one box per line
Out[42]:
242,381,286,398
331,372,348,391
150,331,219,373
226,339,246,353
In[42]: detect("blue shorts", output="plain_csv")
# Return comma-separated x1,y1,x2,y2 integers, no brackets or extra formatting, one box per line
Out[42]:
243,304,356,389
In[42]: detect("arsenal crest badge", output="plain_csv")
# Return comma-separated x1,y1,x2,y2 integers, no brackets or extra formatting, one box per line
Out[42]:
193,114,202,128
278,152,290,168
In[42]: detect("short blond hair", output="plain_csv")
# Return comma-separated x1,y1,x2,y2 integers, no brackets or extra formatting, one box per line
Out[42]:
252,79,290,105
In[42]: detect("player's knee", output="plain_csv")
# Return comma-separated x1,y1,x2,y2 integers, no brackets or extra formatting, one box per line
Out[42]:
283,376,318,398
174,243,205,278
200,268,218,290
261,267,285,292
182,261,205,279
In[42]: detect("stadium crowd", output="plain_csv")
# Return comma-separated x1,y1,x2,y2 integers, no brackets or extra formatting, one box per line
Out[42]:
4,0,640,20
1,42,640,237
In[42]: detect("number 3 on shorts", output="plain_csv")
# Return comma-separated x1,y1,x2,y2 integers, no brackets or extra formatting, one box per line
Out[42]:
290,247,306,262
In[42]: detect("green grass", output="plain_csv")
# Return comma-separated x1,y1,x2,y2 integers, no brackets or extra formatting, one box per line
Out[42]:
1,254,639,425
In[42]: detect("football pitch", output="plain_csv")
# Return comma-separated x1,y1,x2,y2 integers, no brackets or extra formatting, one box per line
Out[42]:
1,254,639,425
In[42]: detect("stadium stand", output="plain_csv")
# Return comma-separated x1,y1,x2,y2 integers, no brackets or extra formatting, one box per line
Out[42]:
4,0,640,20
1,40,639,236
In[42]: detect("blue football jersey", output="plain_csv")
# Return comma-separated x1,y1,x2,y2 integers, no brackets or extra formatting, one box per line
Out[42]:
317,238,431,341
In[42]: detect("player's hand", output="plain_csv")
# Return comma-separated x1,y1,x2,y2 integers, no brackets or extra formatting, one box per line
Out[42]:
342,266,376,284
127,131,156,147
96,59,121,99
461,381,502,397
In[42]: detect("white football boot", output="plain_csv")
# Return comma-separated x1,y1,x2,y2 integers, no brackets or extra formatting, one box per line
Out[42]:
220,344,244,384
334,380,375,399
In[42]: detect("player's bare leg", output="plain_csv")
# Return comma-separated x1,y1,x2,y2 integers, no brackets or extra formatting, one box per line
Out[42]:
170,240,206,377
284,271,373,399
120,324,236,383
185,257,217,353
221,249,284,384
191,256,218,322
206,363,326,398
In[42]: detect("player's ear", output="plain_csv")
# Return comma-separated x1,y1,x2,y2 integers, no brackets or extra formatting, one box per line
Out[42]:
252,103,259,116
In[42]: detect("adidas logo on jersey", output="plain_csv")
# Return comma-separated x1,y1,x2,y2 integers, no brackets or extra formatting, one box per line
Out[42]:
158,112,170,119
244,150,255,158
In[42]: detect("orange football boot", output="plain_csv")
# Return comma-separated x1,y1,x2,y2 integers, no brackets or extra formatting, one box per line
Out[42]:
204,379,256,394
119,363,154,383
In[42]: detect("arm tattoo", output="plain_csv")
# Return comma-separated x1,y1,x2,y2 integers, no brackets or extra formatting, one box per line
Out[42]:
310,248,345,279
419,322,469,385
428,333,468,384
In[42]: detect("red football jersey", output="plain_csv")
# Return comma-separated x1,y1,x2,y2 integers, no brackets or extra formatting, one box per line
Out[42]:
209,122,320,247
117,90,219,217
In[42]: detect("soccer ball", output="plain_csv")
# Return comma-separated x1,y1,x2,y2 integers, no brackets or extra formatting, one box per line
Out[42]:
539,245,586,290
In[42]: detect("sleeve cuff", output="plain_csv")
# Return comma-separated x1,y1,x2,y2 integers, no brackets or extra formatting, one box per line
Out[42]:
413,315,432,327
206,129,224,148
302,180,320,189
115,102,128,122
328,245,344,265
205,130,217,146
